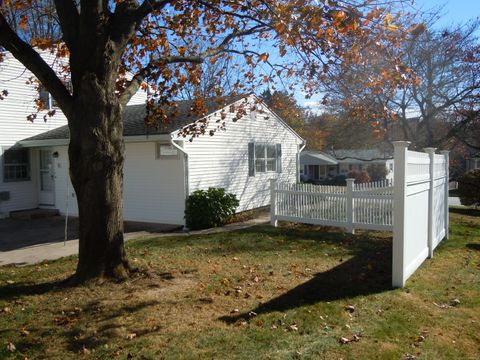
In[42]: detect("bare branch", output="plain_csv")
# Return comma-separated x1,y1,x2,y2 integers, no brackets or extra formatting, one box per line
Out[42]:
0,13,73,116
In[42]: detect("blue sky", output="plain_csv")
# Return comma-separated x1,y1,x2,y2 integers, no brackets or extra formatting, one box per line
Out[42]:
412,0,479,28
296,0,479,109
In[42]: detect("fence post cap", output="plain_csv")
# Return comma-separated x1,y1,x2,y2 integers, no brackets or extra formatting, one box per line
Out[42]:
392,141,411,148
423,147,437,154
439,150,450,155
345,178,355,183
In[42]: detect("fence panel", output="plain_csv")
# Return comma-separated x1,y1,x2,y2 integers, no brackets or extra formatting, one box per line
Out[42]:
271,142,449,289
392,143,449,287
271,179,394,232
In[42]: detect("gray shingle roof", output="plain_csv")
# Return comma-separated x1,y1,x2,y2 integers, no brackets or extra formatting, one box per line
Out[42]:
23,95,245,142
327,149,393,162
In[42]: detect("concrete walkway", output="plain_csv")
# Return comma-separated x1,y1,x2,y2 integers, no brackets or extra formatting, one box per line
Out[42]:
0,214,269,267
448,197,462,206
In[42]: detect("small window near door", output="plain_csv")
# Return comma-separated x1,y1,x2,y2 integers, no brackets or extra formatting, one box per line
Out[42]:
3,148,30,182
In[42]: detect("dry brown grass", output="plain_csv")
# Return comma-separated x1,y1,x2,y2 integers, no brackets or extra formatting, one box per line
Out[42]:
0,210,479,359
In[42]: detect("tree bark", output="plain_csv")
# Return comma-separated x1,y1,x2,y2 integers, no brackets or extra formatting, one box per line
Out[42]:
68,71,130,282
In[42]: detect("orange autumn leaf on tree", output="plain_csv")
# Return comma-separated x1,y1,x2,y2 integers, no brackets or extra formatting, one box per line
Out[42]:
0,0,417,282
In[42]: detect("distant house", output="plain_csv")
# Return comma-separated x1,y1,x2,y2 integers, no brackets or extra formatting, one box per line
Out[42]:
0,51,147,218
8,94,304,225
300,149,394,182
466,154,480,172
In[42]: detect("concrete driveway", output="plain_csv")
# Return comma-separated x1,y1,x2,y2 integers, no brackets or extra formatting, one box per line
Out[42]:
0,216,181,266
0,216,79,252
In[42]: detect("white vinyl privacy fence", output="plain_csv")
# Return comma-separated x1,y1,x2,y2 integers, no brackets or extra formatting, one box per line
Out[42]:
270,141,449,288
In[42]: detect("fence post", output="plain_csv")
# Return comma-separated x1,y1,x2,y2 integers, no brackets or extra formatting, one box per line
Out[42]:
440,150,450,239
392,141,411,288
424,147,436,258
270,179,278,227
346,178,355,234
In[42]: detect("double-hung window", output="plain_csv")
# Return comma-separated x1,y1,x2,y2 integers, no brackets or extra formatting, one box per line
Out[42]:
3,148,30,182
248,142,281,176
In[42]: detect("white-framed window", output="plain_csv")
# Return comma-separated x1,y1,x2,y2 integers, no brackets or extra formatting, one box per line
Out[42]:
39,86,53,110
39,81,72,110
156,143,179,159
248,142,281,176
2,148,30,182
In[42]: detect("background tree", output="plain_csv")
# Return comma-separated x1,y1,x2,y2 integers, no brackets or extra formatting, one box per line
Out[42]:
260,89,328,150
321,19,480,152
0,0,413,282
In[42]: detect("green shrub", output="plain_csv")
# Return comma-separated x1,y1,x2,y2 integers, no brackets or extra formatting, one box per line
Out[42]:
458,169,480,207
185,187,240,230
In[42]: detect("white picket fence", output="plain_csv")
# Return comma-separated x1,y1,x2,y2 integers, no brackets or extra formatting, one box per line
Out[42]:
270,141,449,288
270,179,393,232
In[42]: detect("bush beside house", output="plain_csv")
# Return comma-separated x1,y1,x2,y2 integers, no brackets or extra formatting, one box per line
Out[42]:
185,188,240,230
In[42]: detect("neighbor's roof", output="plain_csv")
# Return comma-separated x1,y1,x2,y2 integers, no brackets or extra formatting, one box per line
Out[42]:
300,151,338,166
22,95,245,142
327,149,393,162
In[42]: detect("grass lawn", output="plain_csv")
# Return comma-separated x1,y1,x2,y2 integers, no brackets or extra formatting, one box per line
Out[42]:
0,208,479,359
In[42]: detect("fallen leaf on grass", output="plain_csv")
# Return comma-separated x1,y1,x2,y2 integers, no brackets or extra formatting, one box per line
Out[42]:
289,324,298,332
19,328,30,336
81,346,91,355
1,306,11,314
7,342,16,352
54,316,78,325
6,280,14,285
339,334,362,344
344,305,355,313
126,333,137,340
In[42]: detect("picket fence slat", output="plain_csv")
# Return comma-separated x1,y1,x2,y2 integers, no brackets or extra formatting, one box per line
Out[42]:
271,178,394,231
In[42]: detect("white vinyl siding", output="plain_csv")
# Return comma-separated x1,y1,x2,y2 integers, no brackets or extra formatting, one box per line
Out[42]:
49,143,186,225
182,96,302,212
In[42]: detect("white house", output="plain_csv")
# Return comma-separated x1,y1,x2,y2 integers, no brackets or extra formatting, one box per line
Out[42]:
300,149,394,182
10,94,304,225
0,50,147,218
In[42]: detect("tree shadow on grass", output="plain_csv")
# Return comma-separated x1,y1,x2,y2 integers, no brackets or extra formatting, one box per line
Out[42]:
449,207,480,217
466,243,480,251
0,278,70,302
220,236,392,323
61,299,162,354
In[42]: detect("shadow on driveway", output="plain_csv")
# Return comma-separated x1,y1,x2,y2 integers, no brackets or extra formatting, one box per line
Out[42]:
0,216,79,252
0,216,181,252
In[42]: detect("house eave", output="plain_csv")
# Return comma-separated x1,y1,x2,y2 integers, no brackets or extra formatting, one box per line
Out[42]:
18,134,172,148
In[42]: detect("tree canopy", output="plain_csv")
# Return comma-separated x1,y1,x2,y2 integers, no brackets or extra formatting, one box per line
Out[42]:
0,0,415,282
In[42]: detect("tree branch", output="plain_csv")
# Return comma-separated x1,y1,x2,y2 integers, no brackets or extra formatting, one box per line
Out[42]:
0,13,73,116
53,0,79,50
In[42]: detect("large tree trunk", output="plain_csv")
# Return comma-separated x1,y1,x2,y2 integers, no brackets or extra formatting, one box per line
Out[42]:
68,72,130,282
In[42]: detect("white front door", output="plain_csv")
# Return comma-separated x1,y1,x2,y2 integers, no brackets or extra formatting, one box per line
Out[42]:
39,149,55,205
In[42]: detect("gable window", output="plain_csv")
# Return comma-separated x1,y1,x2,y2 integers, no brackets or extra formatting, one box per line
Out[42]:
39,81,72,110
248,142,281,176
3,148,30,182
156,143,179,159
